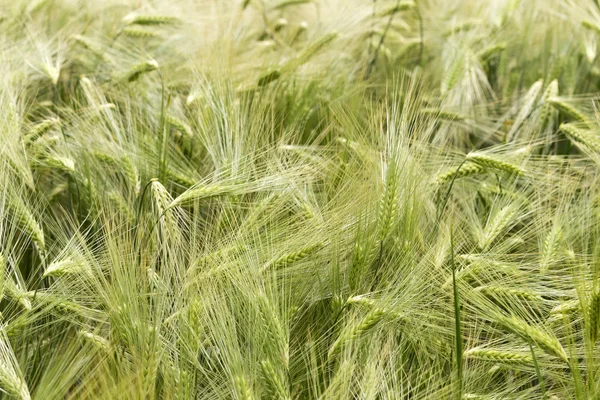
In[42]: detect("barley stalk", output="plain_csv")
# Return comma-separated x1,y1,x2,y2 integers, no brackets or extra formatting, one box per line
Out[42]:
0,254,4,302
588,289,600,343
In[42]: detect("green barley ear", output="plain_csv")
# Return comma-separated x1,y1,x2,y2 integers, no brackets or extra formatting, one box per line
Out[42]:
547,300,580,326
582,20,600,35
43,156,75,174
587,289,600,344
265,242,323,271
506,79,542,141
420,108,466,122
43,257,90,278
273,18,288,32
495,314,568,363
166,114,193,138
121,157,141,195
444,21,480,36
272,0,314,10
258,70,281,87
234,375,252,400
122,27,160,39
550,300,580,316
123,14,180,26
478,205,519,251
347,295,405,321
328,309,386,359
260,360,289,400
93,152,140,194
0,327,30,400
441,52,467,94
151,180,180,241
4,280,31,311
23,118,59,146
378,161,398,242
71,35,106,59
0,253,4,301
538,79,558,131
377,1,414,16
26,0,50,14
474,285,542,301
548,98,589,125
39,59,61,86
559,123,600,153
120,59,159,83
477,42,507,62
170,183,232,207
9,198,44,254
166,169,196,188
539,225,563,273
256,294,289,366
466,154,524,176
107,191,135,223
436,161,485,184
464,348,532,365
288,32,337,68
78,330,110,352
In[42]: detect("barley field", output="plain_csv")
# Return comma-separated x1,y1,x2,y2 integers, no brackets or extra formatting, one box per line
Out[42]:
0,0,599,398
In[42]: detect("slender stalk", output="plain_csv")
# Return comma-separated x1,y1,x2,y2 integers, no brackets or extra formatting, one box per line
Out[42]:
451,227,463,399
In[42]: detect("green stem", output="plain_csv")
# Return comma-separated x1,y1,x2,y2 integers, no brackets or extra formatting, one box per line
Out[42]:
451,228,463,399
529,341,546,399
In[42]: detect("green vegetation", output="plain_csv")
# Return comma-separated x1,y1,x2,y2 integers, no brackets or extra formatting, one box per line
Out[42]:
0,0,599,398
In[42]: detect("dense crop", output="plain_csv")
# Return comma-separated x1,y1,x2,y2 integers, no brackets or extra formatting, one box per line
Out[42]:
0,0,599,398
